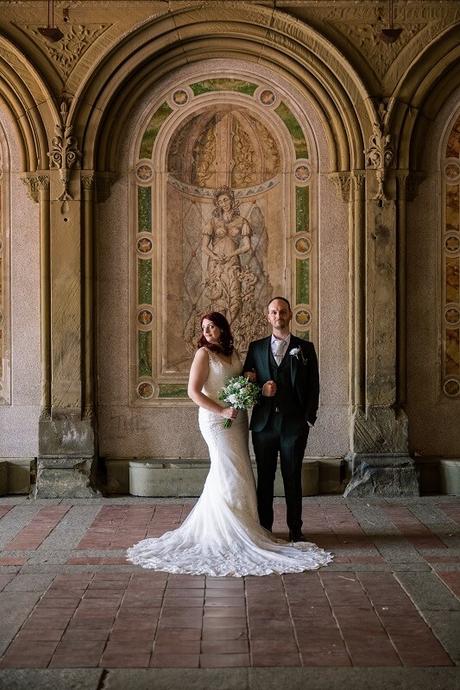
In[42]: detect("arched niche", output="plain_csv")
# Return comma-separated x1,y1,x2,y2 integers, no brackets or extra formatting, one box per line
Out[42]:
131,75,317,403
406,92,460,457
96,59,350,460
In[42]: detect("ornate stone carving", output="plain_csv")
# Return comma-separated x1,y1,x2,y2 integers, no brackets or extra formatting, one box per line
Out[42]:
25,24,110,79
81,172,95,192
366,103,395,202
48,100,81,208
327,20,424,81
328,172,352,203
21,173,50,203
353,171,366,191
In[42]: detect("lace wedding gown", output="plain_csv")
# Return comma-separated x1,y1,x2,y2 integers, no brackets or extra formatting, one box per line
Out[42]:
127,349,333,576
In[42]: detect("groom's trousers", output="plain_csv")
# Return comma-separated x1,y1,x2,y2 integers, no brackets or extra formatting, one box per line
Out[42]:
252,411,309,533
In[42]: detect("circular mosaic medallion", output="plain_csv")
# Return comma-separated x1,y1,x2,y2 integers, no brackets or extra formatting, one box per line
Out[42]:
445,162,460,181
259,89,276,106
173,89,189,105
445,306,460,326
294,308,311,326
443,378,460,397
294,163,311,183
445,233,460,254
137,381,154,399
136,163,153,182
294,236,311,255
138,309,153,326
137,237,153,254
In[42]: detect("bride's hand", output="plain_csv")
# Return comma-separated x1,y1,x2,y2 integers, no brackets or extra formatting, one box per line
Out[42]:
244,370,256,383
221,407,238,420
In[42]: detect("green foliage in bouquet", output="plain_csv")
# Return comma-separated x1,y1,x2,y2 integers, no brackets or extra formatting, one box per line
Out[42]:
218,376,260,428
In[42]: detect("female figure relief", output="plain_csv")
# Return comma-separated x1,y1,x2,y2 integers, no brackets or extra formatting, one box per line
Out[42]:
203,186,251,322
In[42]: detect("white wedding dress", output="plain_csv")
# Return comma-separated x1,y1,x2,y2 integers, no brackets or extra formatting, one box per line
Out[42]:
127,349,333,576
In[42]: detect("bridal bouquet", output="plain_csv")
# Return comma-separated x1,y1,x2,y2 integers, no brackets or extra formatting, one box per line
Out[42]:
218,376,260,428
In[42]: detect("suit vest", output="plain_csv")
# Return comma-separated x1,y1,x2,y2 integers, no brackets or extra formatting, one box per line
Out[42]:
269,350,297,413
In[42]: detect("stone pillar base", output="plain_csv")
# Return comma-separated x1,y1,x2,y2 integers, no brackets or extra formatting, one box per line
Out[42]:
34,457,100,498
343,454,419,497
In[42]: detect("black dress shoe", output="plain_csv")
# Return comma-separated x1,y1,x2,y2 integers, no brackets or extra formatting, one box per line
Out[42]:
289,531,307,542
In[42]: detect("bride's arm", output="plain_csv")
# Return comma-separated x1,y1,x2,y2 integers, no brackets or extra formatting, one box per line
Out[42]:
187,348,237,420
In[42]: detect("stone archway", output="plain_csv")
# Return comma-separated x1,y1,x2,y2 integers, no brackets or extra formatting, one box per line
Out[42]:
95,58,351,464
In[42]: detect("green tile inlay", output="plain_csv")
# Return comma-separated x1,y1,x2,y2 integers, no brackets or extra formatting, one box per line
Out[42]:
296,187,309,233
158,384,189,398
140,101,173,158
138,331,152,377
138,259,152,305
190,79,258,96
275,102,308,158
296,331,310,341
296,259,310,305
138,186,152,233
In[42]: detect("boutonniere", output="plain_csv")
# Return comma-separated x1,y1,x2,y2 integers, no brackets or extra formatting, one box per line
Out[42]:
289,347,308,365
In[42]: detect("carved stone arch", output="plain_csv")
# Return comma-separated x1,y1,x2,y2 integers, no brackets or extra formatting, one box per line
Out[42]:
0,35,57,170
405,85,460,457
71,4,376,175
388,24,460,170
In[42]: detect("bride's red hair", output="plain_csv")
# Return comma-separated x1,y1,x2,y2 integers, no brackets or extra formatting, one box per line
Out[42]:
198,312,234,356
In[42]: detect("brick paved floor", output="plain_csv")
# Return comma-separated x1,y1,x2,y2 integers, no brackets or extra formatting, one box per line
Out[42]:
0,496,459,686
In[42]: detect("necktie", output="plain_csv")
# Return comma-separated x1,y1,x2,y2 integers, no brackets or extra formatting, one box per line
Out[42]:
273,339,284,366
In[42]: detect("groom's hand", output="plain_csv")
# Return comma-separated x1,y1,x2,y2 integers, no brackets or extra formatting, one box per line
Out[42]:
262,380,277,397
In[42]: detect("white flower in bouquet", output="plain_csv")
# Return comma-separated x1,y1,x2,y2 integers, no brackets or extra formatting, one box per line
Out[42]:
218,375,260,428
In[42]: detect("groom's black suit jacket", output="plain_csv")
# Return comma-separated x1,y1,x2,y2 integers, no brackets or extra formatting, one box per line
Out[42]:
243,335,319,435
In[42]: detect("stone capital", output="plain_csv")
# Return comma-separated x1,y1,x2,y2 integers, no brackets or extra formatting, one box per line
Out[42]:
21,172,50,203
327,172,352,203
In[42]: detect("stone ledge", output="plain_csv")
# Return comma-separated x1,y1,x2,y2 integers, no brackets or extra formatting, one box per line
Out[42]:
344,454,419,497
0,458,33,495
34,457,100,499
104,457,347,497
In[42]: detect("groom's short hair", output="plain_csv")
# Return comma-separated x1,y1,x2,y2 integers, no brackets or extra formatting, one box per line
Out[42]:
267,296,291,312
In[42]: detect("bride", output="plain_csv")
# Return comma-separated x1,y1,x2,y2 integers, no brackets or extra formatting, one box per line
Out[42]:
127,312,332,576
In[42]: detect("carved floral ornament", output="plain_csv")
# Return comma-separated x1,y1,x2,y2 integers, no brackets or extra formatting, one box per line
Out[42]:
26,24,110,80
47,100,81,210
365,103,395,203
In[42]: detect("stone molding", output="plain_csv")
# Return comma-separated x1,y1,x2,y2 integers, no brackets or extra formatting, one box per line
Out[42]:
21,173,50,203
81,172,96,192
328,172,352,203
328,170,366,202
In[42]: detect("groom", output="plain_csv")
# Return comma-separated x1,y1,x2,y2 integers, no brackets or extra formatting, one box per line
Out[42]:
243,297,319,541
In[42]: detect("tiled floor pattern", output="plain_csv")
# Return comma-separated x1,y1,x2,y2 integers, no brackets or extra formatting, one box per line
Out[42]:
0,498,458,670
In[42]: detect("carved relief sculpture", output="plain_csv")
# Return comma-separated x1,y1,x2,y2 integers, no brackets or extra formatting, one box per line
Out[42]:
48,101,81,209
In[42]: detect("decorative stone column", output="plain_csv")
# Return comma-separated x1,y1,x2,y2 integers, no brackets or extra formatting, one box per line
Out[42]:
33,103,98,497
342,119,419,497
